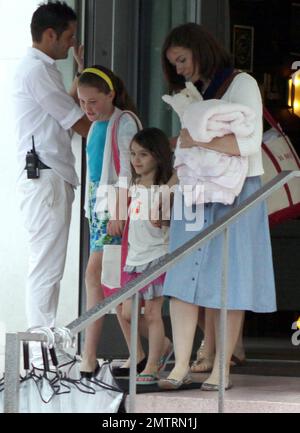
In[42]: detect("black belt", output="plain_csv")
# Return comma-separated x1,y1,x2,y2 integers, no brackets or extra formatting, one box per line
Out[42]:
38,161,51,170
24,160,51,170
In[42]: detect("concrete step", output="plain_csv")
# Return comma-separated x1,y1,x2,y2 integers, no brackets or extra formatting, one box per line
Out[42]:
133,373,300,413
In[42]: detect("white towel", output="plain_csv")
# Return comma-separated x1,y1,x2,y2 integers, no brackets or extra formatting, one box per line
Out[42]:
182,99,256,142
162,83,255,206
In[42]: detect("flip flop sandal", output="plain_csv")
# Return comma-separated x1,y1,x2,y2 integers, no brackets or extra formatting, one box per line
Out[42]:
158,373,192,390
136,373,159,385
201,380,233,391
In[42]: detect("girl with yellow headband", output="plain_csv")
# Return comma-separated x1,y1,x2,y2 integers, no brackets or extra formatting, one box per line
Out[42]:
77,65,143,377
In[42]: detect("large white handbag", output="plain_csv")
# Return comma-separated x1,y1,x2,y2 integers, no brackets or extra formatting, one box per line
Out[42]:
101,244,122,289
262,108,300,226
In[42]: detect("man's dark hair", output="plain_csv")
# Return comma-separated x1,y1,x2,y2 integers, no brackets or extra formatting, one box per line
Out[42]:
31,1,77,42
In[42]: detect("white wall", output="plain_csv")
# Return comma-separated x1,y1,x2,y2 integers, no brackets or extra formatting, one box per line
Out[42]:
0,0,82,355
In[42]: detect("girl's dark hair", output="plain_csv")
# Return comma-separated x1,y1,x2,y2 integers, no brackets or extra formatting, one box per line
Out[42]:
78,65,137,114
130,128,173,186
31,1,77,42
162,22,233,92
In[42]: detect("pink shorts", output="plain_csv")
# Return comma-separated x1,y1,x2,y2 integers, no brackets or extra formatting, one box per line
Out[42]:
102,272,165,299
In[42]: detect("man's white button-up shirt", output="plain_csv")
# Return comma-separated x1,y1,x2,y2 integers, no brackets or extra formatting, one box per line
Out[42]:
13,47,84,186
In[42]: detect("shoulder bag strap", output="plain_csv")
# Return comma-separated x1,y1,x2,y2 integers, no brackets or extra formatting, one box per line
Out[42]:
110,111,142,281
111,110,143,176
214,69,243,99
120,213,130,287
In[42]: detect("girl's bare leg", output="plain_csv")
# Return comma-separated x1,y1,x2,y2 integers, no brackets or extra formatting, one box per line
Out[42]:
141,297,165,375
80,252,104,372
118,299,146,367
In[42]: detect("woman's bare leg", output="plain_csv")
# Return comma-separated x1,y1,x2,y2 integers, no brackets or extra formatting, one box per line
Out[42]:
166,298,198,381
233,311,246,361
204,309,244,386
191,308,215,372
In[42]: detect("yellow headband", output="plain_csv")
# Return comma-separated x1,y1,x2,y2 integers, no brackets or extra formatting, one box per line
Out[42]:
81,67,114,91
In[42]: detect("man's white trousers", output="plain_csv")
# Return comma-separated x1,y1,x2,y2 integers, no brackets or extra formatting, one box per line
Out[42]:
17,170,74,329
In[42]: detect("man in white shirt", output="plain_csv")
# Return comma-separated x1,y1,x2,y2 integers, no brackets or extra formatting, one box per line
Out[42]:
13,1,90,335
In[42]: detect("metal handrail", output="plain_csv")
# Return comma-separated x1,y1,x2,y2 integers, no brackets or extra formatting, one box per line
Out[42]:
4,170,300,413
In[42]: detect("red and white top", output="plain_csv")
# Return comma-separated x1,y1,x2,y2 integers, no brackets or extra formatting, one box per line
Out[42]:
126,185,169,266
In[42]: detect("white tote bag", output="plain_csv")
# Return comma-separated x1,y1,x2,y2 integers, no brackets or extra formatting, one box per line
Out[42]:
101,244,122,289
101,111,142,293
262,108,300,226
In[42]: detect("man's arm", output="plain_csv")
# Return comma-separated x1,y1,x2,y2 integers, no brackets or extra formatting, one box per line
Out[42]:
72,115,91,138
70,44,84,104
69,75,80,104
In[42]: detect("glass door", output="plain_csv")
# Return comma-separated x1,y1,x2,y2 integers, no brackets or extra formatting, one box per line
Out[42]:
137,0,200,136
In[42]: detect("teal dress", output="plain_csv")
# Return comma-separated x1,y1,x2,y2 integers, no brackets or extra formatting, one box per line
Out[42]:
87,121,121,252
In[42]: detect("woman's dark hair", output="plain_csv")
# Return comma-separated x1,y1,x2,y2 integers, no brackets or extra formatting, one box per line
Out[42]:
130,128,173,186
162,22,233,92
31,1,77,42
78,65,137,114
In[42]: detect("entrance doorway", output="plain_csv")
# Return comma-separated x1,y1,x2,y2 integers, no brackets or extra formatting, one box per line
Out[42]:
80,0,300,375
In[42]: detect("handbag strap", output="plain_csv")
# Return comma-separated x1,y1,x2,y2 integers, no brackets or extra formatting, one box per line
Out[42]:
214,69,243,99
263,107,284,135
120,212,130,287
110,111,142,282
111,110,142,175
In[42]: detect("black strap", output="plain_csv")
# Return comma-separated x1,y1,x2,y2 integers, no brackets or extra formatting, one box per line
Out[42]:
38,160,51,169
24,160,51,171
214,70,242,100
